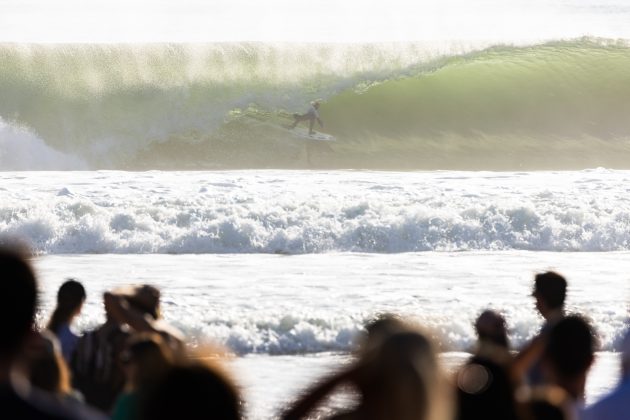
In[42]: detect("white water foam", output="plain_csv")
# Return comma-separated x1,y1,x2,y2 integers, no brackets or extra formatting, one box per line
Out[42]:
33,252,629,356
3,170,630,254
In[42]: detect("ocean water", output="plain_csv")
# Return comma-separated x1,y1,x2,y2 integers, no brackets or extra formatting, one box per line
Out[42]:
2,1,630,417
32,248,627,418
1,170,628,418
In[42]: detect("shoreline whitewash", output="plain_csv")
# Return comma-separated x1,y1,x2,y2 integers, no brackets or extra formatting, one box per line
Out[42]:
33,252,627,418
230,352,620,419
34,251,629,355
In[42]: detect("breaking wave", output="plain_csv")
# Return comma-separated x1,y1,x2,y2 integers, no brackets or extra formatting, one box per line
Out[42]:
2,38,630,170
3,169,630,254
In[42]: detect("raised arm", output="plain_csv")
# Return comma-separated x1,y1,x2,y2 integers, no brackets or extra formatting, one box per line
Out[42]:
511,334,546,384
104,291,156,334
281,365,358,420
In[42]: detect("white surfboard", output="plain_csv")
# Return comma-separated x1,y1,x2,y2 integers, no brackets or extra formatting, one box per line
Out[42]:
283,126,336,142
240,115,336,141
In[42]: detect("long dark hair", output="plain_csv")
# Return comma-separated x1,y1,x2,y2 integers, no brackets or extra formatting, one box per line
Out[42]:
47,279,86,335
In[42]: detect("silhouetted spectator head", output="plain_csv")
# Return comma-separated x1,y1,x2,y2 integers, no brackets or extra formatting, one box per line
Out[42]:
359,313,408,357
543,315,596,399
474,310,509,348
457,310,517,420
140,361,242,420
533,272,567,312
357,329,448,420
123,285,161,319
47,279,86,334
0,245,37,359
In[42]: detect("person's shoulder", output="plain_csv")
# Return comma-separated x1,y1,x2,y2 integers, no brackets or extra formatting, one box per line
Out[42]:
0,383,81,420
57,324,79,342
73,327,99,353
153,320,186,356
73,324,129,362
80,323,129,341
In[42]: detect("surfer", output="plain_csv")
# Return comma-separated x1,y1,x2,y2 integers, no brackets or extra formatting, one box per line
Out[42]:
290,101,323,135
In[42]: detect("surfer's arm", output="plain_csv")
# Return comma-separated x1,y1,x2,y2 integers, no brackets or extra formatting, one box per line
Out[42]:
317,117,323,127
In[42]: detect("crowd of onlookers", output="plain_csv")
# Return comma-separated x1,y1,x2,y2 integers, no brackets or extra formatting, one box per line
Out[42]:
0,242,629,419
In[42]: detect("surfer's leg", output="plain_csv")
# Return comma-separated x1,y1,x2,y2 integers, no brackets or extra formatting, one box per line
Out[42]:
309,118,315,135
291,113,304,129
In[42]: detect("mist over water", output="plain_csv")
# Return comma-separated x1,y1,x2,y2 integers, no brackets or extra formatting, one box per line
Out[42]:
2,38,630,170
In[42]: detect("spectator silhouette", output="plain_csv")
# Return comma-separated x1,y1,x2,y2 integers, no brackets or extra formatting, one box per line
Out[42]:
283,320,451,420
71,291,131,412
28,330,106,419
0,245,85,419
282,314,409,419
139,361,242,420
542,315,596,411
514,316,595,420
28,331,72,397
580,328,630,420
47,279,86,363
111,333,173,420
456,310,518,420
513,271,568,385
104,285,186,359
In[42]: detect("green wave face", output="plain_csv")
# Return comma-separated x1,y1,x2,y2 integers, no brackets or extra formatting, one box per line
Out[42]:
2,39,630,170
325,41,630,140
309,40,630,169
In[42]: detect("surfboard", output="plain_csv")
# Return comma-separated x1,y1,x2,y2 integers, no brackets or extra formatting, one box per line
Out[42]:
240,114,336,141
281,125,336,142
